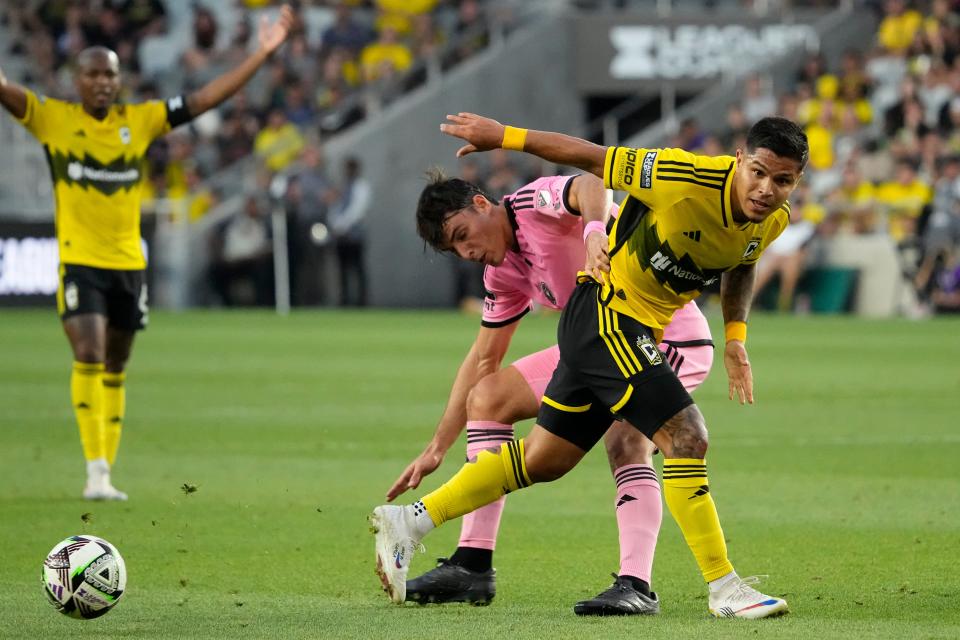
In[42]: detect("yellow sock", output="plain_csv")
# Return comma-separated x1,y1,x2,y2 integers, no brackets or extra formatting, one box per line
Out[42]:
71,362,105,462
421,440,531,527
102,372,126,466
662,458,734,582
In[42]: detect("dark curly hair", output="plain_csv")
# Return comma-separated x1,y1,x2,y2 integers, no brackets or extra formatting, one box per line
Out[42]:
416,168,498,252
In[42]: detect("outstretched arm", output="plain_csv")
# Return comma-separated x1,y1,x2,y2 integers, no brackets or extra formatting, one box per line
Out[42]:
185,5,293,119
0,65,27,120
440,113,608,178
567,173,612,281
720,263,757,405
386,322,518,501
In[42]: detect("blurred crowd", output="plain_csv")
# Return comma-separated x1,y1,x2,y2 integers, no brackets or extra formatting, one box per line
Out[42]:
3,1,958,313
669,0,960,315
1,0,503,307
2,1,495,210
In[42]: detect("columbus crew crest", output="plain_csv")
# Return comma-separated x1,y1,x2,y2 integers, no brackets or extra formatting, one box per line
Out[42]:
635,334,663,366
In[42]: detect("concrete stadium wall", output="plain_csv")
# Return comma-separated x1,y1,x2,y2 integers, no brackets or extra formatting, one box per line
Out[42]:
320,13,582,307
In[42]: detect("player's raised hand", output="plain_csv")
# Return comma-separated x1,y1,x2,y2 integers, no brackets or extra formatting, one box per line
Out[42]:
386,446,445,501
258,4,294,54
583,231,610,283
440,113,506,157
724,340,754,405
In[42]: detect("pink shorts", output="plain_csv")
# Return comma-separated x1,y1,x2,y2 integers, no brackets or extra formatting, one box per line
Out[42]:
512,341,714,402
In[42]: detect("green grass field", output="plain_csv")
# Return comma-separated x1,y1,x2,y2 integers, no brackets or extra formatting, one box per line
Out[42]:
1,308,958,639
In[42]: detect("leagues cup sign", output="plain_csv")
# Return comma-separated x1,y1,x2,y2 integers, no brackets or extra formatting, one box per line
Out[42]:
574,15,819,93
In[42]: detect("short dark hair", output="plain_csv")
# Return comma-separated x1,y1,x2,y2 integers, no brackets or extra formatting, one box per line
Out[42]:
415,168,498,252
746,117,809,168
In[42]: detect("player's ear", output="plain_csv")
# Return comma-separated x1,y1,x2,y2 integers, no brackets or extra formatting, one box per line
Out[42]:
472,193,487,210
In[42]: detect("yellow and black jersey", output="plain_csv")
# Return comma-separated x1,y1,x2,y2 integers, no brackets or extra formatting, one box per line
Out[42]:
16,89,191,269
601,146,790,333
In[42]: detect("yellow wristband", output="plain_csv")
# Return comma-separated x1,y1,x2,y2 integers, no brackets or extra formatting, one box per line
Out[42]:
725,321,747,343
501,126,528,151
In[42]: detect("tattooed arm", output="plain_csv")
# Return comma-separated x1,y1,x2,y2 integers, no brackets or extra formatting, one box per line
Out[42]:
721,263,757,404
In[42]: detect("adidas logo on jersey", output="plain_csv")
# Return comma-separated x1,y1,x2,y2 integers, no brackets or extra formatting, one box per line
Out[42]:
682,230,701,241
73,129,86,137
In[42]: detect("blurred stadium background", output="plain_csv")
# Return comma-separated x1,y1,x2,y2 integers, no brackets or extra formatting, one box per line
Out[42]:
1,0,958,317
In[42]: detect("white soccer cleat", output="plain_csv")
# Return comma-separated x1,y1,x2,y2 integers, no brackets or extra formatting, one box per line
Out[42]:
82,460,128,501
369,505,422,604
708,575,789,619
83,480,128,501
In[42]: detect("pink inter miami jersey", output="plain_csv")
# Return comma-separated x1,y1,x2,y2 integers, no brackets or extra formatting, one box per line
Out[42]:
482,175,588,327
480,174,712,345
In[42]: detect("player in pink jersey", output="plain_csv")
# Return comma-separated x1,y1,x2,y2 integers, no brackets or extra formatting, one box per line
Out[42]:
385,169,714,614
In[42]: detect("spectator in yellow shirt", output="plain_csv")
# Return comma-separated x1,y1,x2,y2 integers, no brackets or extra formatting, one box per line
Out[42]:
876,159,933,242
360,26,413,83
254,108,305,172
878,0,923,54
825,164,878,234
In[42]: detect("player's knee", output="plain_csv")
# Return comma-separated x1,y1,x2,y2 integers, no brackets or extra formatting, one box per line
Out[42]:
661,404,709,459
604,422,655,469
72,343,103,364
466,376,514,423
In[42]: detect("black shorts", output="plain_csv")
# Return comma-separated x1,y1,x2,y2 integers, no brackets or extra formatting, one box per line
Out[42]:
538,280,693,451
57,264,148,331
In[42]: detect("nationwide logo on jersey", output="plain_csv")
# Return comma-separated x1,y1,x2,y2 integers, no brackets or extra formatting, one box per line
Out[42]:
626,219,723,294
46,149,142,195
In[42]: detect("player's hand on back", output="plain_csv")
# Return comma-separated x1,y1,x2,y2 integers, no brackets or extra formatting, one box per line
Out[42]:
583,231,610,283
723,340,754,405
441,113,506,158
386,445,445,501
257,4,294,54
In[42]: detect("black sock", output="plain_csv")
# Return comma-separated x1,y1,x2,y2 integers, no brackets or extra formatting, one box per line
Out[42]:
449,546,493,573
619,574,651,597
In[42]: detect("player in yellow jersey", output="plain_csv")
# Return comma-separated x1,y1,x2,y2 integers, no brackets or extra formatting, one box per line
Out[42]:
371,114,807,619
0,6,294,500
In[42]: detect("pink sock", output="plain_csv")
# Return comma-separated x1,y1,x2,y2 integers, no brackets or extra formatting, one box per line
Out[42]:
457,421,515,551
613,464,662,583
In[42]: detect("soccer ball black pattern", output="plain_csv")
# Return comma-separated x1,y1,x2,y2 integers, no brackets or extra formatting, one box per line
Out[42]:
41,535,127,619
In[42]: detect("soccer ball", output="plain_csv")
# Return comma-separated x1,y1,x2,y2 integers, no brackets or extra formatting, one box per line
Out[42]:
41,535,127,619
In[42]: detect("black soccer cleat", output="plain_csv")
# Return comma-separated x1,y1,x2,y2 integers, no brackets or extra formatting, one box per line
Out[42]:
405,558,496,606
573,574,660,616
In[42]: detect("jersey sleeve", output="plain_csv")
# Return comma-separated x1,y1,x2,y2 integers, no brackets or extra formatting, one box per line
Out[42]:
15,89,64,143
481,266,532,328
603,146,733,210
506,175,580,219
517,175,580,220
138,95,193,141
